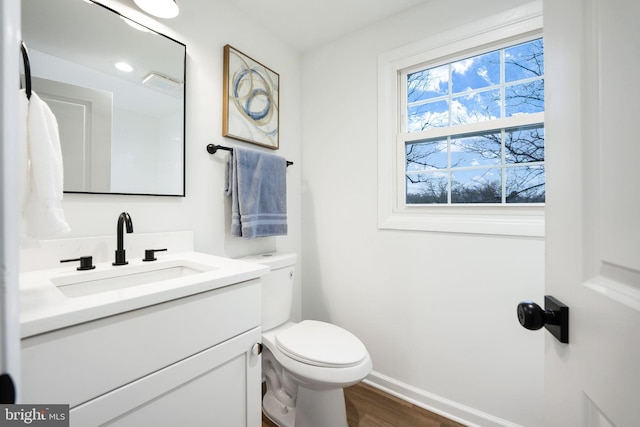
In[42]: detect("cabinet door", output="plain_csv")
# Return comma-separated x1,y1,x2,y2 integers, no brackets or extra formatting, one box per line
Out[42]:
70,327,262,427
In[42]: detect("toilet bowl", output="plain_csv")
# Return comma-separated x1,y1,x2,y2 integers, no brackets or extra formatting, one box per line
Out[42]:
241,253,372,427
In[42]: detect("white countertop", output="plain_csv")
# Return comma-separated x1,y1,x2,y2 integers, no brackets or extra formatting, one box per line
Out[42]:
20,252,269,338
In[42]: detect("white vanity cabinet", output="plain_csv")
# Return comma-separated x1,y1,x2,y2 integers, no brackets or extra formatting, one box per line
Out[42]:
21,279,262,427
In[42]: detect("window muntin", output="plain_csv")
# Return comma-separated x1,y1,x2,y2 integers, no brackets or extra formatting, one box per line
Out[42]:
402,38,544,205
405,125,545,204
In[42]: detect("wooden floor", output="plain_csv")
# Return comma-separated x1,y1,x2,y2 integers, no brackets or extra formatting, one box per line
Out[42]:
262,382,466,427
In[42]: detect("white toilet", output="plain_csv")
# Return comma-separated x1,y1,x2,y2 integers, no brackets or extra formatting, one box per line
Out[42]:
242,253,372,427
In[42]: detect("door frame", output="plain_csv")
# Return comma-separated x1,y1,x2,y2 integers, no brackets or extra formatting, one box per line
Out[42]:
0,0,22,403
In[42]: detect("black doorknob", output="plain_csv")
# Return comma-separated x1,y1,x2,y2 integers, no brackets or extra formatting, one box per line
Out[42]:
517,301,555,330
517,296,569,343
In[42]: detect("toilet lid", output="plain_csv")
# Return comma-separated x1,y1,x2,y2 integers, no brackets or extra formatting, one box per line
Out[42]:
275,320,367,368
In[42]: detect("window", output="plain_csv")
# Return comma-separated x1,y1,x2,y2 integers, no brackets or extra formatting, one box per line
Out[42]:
403,38,545,205
378,2,544,236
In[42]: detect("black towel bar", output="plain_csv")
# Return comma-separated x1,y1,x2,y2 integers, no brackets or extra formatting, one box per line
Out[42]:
206,144,293,167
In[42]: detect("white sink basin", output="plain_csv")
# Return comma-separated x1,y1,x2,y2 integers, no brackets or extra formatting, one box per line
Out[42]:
20,251,270,338
51,260,216,298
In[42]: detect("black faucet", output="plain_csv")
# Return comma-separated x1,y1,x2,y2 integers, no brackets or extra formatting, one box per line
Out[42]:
113,212,134,266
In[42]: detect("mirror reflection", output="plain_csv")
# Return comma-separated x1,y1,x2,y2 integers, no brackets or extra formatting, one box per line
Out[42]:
22,0,186,196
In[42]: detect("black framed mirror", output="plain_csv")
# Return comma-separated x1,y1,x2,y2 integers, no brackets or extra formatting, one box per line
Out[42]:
22,0,186,196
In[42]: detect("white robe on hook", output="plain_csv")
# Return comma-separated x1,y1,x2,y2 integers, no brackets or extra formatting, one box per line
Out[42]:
19,89,70,241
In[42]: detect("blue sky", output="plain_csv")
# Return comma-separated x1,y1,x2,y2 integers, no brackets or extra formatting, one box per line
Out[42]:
407,38,544,131
404,39,545,203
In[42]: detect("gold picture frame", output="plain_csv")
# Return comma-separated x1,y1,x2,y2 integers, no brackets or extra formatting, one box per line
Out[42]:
223,45,280,149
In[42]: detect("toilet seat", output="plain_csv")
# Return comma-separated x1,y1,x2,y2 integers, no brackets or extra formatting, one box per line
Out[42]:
275,320,367,368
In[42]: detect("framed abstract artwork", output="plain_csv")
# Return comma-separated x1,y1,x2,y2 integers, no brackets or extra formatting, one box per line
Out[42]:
223,45,280,149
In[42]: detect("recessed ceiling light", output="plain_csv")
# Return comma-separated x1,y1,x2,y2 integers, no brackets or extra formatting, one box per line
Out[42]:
114,62,134,72
133,0,179,19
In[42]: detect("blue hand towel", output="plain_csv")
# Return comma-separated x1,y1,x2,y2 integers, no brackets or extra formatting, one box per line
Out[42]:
225,147,287,239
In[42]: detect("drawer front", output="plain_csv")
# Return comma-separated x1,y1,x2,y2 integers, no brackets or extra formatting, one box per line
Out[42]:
21,279,260,407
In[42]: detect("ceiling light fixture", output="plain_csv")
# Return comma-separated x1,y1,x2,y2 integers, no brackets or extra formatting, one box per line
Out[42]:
133,0,179,19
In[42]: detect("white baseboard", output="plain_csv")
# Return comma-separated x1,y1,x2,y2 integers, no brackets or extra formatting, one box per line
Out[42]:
363,371,522,427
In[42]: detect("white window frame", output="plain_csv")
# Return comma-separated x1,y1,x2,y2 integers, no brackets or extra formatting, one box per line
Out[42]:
378,1,544,237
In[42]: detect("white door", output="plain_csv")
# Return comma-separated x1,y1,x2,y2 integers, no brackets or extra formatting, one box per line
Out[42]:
543,0,640,425
33,77,113,193
0,0,22,404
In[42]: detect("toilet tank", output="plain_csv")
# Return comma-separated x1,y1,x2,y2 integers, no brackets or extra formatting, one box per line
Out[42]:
239,253,297,331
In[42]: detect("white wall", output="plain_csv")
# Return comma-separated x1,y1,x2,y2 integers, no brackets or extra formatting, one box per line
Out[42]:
301,1,544,426
56,0,302,252
26,0,303,318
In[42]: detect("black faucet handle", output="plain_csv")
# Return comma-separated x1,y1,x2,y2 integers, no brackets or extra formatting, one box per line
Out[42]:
143,248,168,262
61,256,96,271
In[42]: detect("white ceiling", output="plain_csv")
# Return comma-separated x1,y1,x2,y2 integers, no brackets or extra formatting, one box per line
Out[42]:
216,0,432,52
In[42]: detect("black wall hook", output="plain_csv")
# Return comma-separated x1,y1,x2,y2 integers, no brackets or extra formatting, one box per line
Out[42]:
20,41,32,100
